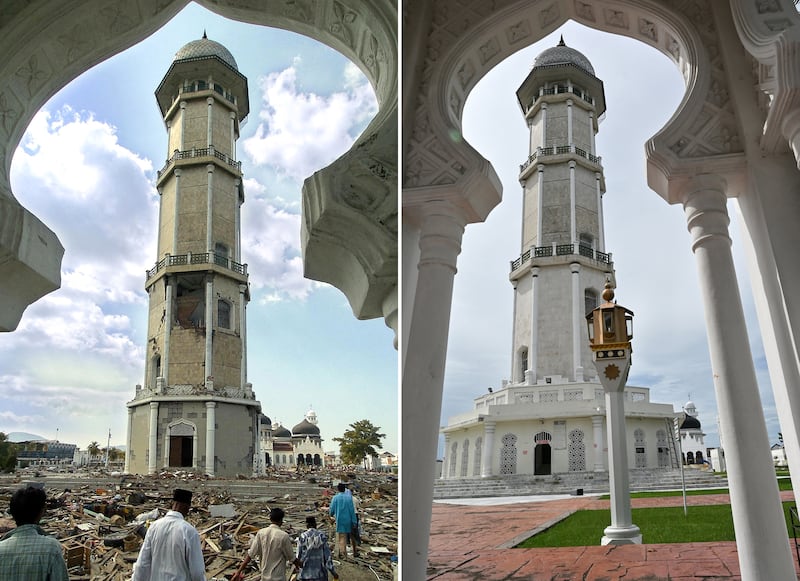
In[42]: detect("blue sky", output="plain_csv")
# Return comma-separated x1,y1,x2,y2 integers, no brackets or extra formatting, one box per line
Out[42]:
0,3,397,455
441,21,780,452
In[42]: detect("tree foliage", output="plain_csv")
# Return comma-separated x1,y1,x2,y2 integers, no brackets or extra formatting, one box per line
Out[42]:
0,432,18,472
87,441,101,460
333,420,386,466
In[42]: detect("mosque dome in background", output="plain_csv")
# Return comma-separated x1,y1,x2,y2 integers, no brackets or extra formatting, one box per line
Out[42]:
533,36,595,76
292,418,321,436
273,424,292,438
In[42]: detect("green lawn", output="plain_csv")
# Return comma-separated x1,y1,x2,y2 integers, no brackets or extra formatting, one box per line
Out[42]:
516,502,799,548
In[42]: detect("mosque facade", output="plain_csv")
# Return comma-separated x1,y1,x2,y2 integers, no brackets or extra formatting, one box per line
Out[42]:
125,35,261,478
440,40,678,479
256,409,326,471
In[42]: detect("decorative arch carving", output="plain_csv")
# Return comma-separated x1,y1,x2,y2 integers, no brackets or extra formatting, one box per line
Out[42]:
0,0,397,338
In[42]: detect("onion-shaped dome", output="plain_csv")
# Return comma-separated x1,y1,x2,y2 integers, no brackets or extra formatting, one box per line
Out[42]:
680,414,702,430
174,32,238,70
292,419,321,436
259,414,272,425
533,36,595,76
273,424,292,438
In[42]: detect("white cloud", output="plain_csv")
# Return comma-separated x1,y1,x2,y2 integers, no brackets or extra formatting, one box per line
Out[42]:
242,63,377,181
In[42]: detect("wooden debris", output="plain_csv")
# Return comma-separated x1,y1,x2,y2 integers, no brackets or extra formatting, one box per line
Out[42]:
0,468,398,580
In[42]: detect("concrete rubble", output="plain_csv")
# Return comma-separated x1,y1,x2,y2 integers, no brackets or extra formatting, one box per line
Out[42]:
0,468,397,581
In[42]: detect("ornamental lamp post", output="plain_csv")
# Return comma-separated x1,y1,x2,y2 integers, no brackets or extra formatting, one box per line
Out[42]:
586,281,641,545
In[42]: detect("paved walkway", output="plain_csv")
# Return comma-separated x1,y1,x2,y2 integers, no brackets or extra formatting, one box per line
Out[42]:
427,491,800,580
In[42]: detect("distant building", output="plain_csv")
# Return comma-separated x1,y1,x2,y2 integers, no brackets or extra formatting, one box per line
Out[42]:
257,409,325,471
678,400,707,465
16,440,77,469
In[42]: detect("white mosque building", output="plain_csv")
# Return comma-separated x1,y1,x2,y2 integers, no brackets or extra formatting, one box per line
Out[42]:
678,400,707,466
257,408,326,471
440,39,678,480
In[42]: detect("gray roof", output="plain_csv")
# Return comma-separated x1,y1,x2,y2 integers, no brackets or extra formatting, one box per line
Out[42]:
533,37,595,76
174,35,238,70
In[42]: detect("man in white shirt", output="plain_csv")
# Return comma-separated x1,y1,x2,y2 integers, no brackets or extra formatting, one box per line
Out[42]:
132,488,205,581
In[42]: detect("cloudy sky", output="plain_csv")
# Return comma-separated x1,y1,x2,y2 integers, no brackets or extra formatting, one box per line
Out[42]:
441,21,780,451
0,3,397,455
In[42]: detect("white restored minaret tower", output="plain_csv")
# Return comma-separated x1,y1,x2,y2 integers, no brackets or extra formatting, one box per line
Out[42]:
125,34,261,477
510,38,614,385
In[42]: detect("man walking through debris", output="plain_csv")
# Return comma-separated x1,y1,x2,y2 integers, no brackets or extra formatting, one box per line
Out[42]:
232,507,301,581
295,516,338,580
131,488,205,581
329,483,357,559
0,485,69,580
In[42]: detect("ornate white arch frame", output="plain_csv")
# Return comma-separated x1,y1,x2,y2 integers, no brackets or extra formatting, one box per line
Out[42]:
0,0,397,340
404,0,800,578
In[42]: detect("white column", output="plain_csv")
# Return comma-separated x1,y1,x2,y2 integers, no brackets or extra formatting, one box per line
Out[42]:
570,262,582,382
206,164,214,253
230,111,236,158
205,401,216,476
205,277,213,383
510,280,519,381
569,161,576,243
683,176,795,579
603,387,640,544
179,102,187,150
596,173,605,252
589,111,596,156
172,169,182,253
163,424,171,468
206,97,213,147
155,187,164,257
441,434,451,480
124,407,133,473
163,278,173,384
239,284,248,388
234,179,241,263
165,121,171,158
148,402,158,475
540,102,547,146
536,166,545,245
192,431,198,469
402,200,466,579
481,421,496,477
567,98,573,145
592,415,604,472
529,267,540,382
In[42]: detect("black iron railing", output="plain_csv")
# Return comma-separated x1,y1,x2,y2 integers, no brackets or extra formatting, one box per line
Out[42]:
510,244,613,272
146,252,247,280
520,144,602,173
157,146,242,179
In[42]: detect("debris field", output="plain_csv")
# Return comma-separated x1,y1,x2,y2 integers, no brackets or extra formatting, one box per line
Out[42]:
0,468,397,580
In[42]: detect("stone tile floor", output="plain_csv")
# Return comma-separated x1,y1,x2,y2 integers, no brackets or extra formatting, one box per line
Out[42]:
427,491,800,580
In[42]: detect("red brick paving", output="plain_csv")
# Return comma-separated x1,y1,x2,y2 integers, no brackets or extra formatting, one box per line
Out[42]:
427,491,799,580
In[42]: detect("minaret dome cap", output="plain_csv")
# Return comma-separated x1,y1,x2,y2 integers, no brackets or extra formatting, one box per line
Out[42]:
174,33,239,71
533,36,596,76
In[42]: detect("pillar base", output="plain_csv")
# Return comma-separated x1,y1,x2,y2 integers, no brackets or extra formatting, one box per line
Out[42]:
601,525,642,545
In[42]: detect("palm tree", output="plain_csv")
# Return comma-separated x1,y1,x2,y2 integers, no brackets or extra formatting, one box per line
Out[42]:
87,441,101,463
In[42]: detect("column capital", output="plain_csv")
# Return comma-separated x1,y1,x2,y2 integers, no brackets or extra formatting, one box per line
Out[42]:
570,262,581,274
207,96,214,105
531,266,540,277
173,168,182,178
149,402,159,410
206,401,217,410
180,101,187,110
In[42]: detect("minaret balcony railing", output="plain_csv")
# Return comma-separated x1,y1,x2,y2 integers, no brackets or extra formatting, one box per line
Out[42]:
157,146,242,179
519,144,601,173
510,243,612,272
146,251,247,281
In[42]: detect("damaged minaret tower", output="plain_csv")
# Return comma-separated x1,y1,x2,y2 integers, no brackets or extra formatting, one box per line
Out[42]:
125,34,261,477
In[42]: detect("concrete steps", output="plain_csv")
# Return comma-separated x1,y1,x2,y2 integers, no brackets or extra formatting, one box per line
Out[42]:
433,468,728,499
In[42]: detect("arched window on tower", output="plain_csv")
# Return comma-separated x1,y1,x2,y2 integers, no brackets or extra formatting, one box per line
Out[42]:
519,347,529,382
214,242,229,267
217,300,231,329
579,233,594,258
585,289,598,316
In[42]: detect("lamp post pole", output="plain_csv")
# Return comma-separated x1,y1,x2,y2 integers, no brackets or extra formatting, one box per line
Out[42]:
587,282,641,545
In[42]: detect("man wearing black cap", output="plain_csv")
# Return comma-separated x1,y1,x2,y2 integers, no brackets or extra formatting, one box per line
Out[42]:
131,488,205,580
